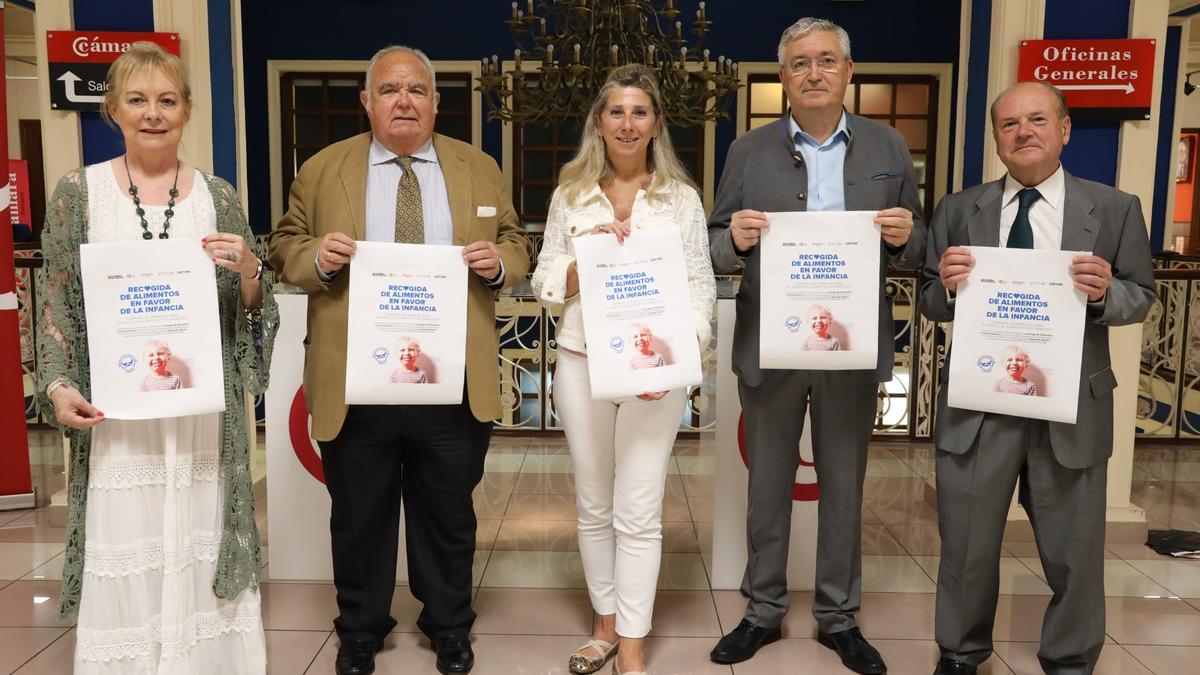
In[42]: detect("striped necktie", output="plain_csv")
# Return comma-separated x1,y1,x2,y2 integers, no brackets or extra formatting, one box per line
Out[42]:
394,156,424,244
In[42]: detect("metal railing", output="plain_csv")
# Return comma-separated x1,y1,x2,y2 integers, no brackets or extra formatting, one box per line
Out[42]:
14,246,1198,439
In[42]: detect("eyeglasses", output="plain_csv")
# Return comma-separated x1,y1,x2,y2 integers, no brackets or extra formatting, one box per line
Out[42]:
787,57,842,75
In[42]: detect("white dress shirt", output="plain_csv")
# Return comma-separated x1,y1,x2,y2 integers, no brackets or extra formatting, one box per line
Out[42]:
999,164,1065,251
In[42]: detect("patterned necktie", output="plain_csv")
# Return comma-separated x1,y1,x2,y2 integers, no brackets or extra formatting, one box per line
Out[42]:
1006,188,1041,249
394,156,424,244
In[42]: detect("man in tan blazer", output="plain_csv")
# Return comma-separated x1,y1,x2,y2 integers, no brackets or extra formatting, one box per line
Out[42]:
268,45,529,675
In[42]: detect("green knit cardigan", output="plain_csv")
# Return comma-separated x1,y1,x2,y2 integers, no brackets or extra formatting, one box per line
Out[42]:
35,167,279,620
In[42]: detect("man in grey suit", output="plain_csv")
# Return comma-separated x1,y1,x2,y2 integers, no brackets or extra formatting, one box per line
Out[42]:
708,18,925,673
920,81,1154,675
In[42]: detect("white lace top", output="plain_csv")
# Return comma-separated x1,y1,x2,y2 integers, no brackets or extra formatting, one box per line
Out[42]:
86,161,216,243
532,180,715,354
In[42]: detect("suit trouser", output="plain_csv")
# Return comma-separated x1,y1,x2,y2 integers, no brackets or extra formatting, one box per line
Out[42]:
738,369,878,633
554,350,686,637
318,400,491,644
935,414,1106,674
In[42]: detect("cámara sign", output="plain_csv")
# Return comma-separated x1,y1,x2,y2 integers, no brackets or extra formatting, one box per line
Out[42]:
1017,39,1156,121
45,31,181,111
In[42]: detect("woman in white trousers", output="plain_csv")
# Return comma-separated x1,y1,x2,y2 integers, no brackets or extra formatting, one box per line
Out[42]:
532,64,715,675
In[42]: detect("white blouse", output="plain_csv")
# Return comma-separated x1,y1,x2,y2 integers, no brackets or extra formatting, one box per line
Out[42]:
532,179,716,354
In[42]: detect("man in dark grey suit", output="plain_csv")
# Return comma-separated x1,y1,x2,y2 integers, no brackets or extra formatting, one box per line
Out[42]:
920,81,1154,675
708,17,925,673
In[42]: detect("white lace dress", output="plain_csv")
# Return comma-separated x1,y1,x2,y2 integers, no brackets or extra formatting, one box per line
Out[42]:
74,162,266,674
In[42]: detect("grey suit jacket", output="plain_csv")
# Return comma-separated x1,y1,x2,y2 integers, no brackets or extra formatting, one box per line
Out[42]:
919,171,1155,469
709,114,926,385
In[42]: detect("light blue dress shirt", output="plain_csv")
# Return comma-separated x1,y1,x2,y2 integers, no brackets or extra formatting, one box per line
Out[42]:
365,137,453,244
788,111,850,213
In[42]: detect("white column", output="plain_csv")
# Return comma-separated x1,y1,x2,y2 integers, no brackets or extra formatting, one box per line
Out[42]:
1104,0,1170,539
153,0,213,173
33,0,81,198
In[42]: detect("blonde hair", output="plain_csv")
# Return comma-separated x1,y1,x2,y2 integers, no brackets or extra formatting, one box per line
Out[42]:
557,64,696,205
1003,345,1031,363
102,41,192,128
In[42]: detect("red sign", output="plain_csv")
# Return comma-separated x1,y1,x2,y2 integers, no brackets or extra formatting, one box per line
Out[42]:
8,159,30,226
45,30,180,63
45,31,181,111
1018,39,1156,121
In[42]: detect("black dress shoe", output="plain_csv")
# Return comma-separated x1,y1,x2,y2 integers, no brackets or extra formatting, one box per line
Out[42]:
709,619,782,664
933,657,977,675
432,634,475,674
817,627,887,674
335,639,382,675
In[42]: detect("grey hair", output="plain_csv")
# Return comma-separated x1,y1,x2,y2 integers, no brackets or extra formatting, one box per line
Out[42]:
777,17,852,65
989,80,1070,126
364,45,437,100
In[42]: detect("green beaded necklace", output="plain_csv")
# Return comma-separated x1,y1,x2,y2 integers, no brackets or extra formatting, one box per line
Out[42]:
124,155,180,240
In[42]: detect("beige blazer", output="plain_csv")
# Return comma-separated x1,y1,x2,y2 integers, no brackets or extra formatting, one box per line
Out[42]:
268,132,530,441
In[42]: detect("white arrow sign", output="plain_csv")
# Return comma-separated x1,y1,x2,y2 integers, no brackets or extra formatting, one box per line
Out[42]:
1055,82,1135,94
57,71,104,104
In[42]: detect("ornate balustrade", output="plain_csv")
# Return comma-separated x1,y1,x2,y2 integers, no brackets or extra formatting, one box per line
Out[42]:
13,245,1199,439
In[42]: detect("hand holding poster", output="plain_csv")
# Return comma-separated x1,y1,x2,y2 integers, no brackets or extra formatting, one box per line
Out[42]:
947,246,1087,423
573,227,702,399
345,242,468,404
759,211,881,370
80,239,224,419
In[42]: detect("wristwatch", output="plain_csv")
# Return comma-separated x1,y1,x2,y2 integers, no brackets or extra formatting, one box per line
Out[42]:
46,377,68,398
244,260,264,281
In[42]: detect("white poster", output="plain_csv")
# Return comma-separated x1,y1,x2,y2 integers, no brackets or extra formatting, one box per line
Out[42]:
80,238,224,419
947,246,1087,423
345,242,468,404
573,227,703,399
759,211,881,370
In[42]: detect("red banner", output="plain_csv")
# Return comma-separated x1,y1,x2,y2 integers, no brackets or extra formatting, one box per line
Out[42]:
8,159,29,227
1018,39,1156,121
0,6,34,504
45,30,180,63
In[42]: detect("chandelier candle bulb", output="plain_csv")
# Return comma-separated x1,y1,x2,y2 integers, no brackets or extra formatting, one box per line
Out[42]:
680,46,687,68
575,43,582,62
699,1,706,19
526,0,534,14
545,43,553,65
675,21,682,38
703,48,709,68
511,1,518,19
611,44,619,65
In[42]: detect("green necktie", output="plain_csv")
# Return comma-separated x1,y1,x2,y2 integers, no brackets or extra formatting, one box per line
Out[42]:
394,156,424,244
1006,188,1040,249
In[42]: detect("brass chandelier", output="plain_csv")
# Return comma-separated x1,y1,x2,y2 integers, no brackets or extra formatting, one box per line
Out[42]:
476,0,741,126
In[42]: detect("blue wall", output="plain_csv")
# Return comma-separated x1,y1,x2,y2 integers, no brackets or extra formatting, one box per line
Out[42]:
1152,25,1181,251
1043,0,1128,187
73,0,155,167
238,0,962,231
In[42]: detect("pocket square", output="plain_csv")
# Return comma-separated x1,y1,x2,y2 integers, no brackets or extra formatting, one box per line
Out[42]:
870,171,903,181
476,205,497,217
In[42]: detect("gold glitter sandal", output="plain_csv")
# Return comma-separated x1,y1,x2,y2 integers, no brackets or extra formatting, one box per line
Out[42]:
568,638,618,674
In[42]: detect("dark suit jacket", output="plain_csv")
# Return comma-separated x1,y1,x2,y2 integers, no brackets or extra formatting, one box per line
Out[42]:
709,113,927,385
919,171,1155,469
267,132,530,440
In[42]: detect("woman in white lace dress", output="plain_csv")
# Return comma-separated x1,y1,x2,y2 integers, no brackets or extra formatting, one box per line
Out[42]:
531,65,715,675
37,42,275,673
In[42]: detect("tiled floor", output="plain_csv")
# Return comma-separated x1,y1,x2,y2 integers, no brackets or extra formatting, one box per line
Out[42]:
2,431,1200,673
